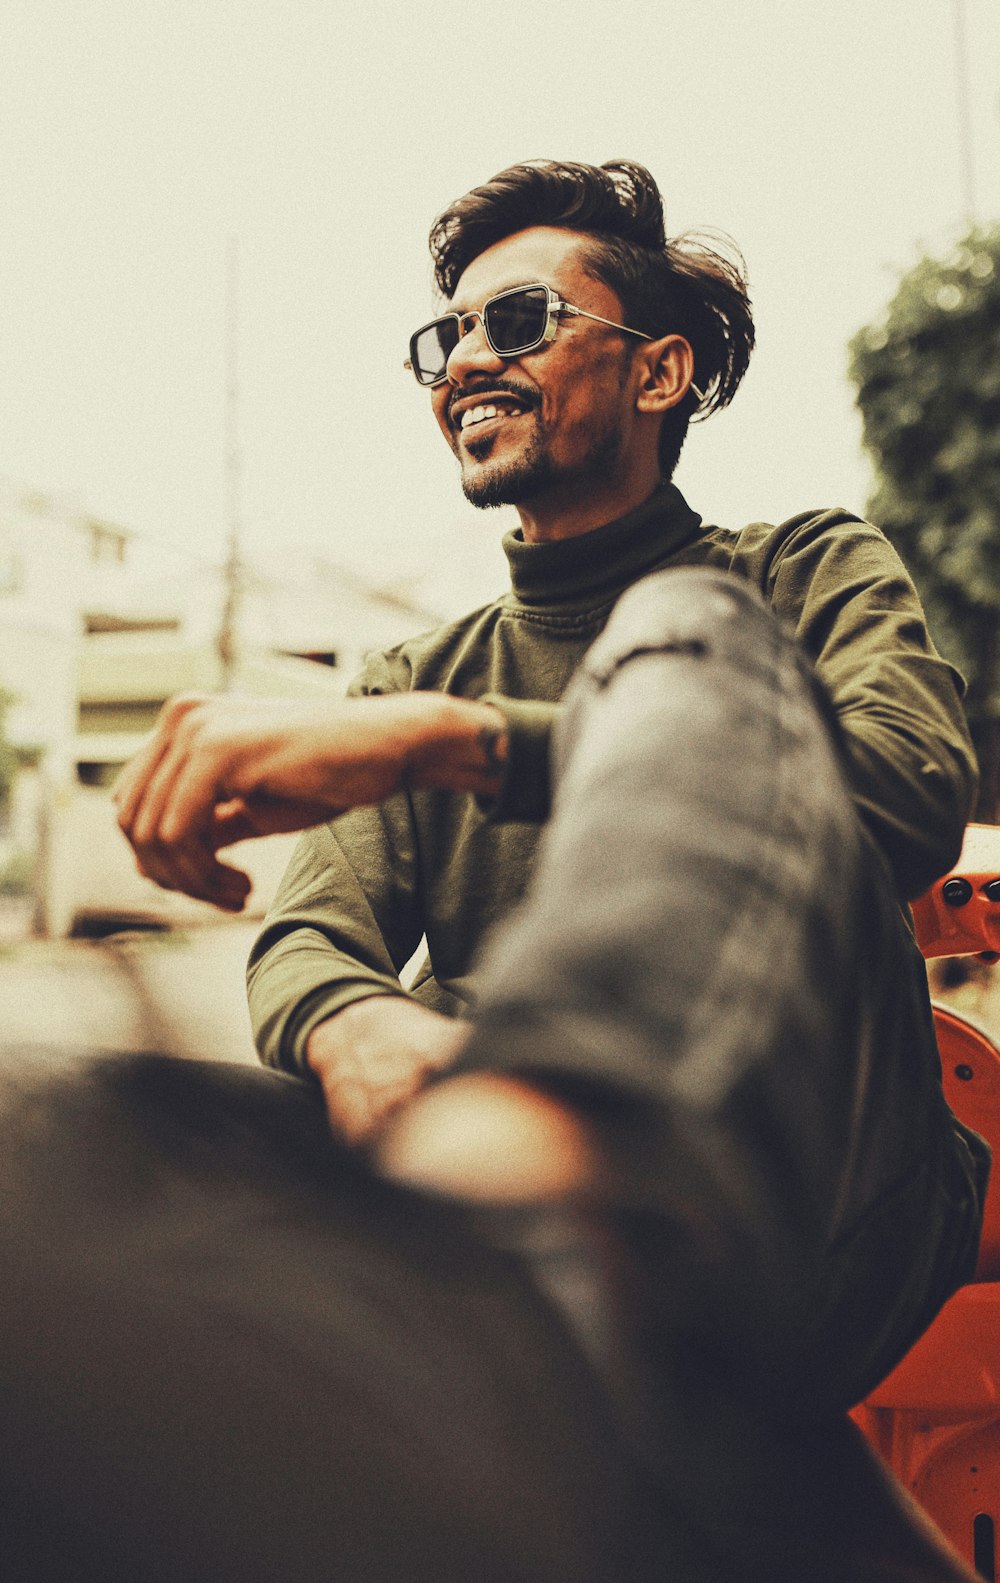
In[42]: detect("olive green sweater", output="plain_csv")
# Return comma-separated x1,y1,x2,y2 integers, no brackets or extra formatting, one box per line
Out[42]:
247,483,977,1075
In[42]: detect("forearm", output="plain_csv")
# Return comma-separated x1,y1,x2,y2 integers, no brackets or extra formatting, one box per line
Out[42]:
841,716,977,899
249,934,411,1075
115,688,512,915
763,515,978,897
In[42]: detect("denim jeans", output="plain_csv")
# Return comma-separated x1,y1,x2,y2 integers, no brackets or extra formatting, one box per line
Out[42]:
459,569,986,1418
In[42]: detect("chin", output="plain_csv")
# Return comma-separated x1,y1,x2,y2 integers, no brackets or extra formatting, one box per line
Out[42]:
461,452,558,511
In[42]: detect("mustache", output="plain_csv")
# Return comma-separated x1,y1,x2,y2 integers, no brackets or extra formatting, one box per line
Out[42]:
447,379,539,428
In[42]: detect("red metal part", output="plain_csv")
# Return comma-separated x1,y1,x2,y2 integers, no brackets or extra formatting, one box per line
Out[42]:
851,825,1000,1573
912,824,1000,960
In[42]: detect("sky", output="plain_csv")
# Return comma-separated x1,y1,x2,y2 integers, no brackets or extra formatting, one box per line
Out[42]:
2,0,999,614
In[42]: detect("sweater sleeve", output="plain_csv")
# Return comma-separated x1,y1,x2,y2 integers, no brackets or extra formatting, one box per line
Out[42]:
246,795,425,1075
247,654,425,1076
477,696,559,824
750,512,978,899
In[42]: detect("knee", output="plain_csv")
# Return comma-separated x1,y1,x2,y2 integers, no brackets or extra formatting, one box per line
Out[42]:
582,568,781,688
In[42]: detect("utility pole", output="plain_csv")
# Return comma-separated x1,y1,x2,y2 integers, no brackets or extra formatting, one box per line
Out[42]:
217,235,243,689
951,0,977,223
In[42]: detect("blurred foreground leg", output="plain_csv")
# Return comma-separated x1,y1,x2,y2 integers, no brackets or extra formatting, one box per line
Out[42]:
0,1052,678,1583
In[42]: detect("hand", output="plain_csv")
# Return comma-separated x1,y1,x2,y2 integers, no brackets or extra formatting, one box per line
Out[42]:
375,1072,600,1205
307,998,472,1145
113,690,508,910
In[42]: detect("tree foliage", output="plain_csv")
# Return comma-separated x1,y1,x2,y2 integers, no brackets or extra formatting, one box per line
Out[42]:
849,224,1000,817
0,687,20,816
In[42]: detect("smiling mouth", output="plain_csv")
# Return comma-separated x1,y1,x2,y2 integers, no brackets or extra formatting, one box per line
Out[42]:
452,397,532,439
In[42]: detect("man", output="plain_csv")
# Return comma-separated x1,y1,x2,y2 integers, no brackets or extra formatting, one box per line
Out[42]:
5,161,988,1582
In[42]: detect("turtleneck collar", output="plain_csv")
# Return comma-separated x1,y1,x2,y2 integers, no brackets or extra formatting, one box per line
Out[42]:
501,482,703,611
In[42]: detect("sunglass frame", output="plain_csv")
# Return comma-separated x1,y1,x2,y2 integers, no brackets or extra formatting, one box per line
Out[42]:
405,284,564,388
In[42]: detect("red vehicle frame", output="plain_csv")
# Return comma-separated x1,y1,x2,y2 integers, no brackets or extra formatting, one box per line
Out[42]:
853,823,1000,1578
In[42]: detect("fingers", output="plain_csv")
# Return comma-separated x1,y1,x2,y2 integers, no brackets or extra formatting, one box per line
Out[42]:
112,693,208,829
122,812,251,910
115,694,251,909
128,718,214,850
114,688,428,910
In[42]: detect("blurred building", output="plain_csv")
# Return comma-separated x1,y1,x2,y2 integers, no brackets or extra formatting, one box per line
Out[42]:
0,483,136,778
0,480,445,935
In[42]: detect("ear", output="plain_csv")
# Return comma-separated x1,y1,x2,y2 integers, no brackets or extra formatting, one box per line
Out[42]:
634,334,696,414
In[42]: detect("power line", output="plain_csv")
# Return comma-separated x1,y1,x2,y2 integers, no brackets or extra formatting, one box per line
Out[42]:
217,236,244,688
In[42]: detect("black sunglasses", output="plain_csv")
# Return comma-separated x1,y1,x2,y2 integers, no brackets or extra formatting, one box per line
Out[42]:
404,282,653,388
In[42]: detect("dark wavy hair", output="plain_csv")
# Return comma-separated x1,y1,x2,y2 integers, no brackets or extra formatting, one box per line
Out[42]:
429,159,755,478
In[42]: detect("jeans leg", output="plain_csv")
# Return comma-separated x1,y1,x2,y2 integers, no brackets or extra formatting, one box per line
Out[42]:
458,568,983,1413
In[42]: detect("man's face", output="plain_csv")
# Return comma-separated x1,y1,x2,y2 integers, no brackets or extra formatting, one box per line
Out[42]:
430,227,641,515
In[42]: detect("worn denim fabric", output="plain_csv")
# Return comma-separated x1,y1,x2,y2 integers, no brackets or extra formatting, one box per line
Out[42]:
460,566,986,1414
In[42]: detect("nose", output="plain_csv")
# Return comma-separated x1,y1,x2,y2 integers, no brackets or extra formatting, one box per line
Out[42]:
444,311,507,386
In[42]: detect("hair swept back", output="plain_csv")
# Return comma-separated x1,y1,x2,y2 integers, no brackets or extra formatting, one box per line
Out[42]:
429,159,755,478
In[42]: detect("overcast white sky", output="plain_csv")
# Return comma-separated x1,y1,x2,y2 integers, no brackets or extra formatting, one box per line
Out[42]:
3,0,999,611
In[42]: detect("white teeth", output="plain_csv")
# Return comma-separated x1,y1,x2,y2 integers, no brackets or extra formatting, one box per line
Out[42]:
460,402,505,430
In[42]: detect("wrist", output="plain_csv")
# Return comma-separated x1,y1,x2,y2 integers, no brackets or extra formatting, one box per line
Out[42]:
306,996,470,1074
306,998,473,1146
402,694,508,798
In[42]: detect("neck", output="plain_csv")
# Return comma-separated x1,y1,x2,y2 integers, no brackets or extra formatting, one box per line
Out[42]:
514,455,664,543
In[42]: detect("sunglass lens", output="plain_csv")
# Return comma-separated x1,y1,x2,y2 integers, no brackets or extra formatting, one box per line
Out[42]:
484,287,549,354
410,317,460,385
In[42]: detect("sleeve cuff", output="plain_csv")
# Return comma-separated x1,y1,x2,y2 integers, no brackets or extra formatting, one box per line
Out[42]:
477,695,559,824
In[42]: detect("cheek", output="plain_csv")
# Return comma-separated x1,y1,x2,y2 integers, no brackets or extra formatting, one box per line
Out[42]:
559,359,629,448
536,350,611,447
543,390,595,455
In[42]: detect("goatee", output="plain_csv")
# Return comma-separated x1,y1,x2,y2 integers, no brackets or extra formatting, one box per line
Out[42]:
461,450,559,509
